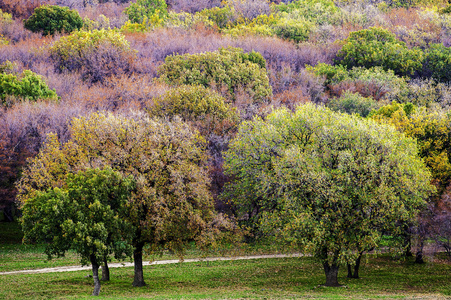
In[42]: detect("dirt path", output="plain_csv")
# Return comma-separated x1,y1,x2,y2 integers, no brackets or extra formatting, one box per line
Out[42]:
0,253,304,275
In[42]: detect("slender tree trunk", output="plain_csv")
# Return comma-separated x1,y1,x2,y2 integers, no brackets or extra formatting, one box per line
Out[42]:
347,252,363,278
90,254,101,296
133,242,146,287
323,262,340,286
415,238,424,264
101,256,110,281
347,263,352,278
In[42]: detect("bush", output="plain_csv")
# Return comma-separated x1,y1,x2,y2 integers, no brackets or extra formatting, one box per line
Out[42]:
0,70,57,106
426,43,451,83
158,47,272,103
49,29,136,83
23,5,84,36
395,78,451,108
272,18,313,42
125,0,168,24
149,85,239,137
308,63,408,101
336,27,425,76
327,91,379,117
197,6,235,29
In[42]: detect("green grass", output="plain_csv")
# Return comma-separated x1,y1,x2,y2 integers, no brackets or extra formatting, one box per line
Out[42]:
1,222,450,299
0,255,450,299
0,222,289,272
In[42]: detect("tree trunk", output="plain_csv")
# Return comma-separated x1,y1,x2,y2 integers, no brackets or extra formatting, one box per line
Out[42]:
415,238,424,264
101,257,110,281
90,254,101,296
347,252,362,278
133,242,146,287
323,262,340,287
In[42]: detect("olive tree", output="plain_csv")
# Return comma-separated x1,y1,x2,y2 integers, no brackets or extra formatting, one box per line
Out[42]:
223,104,434,286
17,112,216,288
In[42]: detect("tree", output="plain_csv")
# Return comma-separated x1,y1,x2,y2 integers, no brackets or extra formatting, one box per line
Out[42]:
17,112,216,287
23,5,84,36
20,168,135,296
223,104,434,286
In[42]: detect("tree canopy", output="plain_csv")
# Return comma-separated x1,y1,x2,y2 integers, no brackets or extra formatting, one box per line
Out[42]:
21,167,135,296
223,103,434,286
17,112,216,288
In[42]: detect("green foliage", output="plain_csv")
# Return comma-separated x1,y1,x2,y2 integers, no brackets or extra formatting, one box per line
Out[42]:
272,18,313,43
327,91,379,117
426,43,451,83
395,78,451,108
370,103,451,195
0,70,57,105
17,112,216,258
224,103,433,285
125,0,168,24
440,5,451,14
308,63,408,100
197,6,235,29
276,0,338,25
149,85,239,137
21,167,135,264
336,27,425,76
23,5,83,36
158,47,272,103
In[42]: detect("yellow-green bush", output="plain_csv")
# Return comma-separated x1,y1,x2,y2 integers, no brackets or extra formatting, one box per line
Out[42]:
158,47,272,103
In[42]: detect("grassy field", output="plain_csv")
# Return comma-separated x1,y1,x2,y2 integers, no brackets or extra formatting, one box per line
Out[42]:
1,222,450,299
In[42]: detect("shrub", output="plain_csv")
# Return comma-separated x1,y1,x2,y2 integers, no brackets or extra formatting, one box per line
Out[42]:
336,27,425,76
167,0,222,14
272,18,313,42
125,0,168,24
275,0,338,25
49,29,136,83
327,90,379,117
158,47,272,103
23,5,84,36
197,6,235,29
149,85,239,137
426,43,451,83
308,63,408,101
0,70,57,106
395,78,451,108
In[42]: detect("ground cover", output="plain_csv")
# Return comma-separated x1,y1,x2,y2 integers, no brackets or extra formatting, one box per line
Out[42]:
1,223,450,299
0,255,450,299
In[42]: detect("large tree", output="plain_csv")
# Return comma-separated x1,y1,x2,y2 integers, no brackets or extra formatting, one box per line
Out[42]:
21,168,135,296
223,104,434,286
17,112,216,287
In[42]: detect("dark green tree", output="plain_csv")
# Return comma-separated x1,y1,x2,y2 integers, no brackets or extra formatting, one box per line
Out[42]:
21,168,135,296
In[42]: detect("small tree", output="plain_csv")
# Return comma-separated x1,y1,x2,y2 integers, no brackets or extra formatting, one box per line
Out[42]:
24,5,84,36
224,104,434,286
20,168,135,296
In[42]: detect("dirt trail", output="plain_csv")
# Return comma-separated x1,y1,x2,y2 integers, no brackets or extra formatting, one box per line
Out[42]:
0,253,304,275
